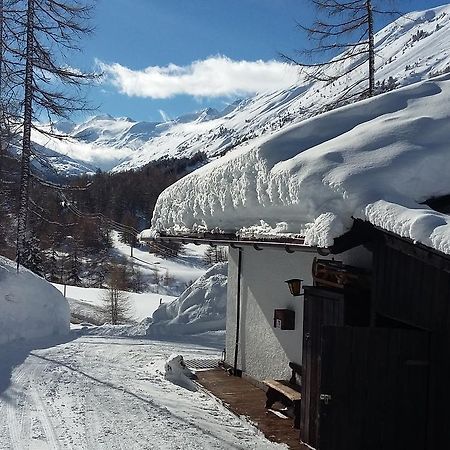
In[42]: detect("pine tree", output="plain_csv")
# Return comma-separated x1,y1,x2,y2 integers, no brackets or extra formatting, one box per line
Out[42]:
204,245,228,266
21,232,44,276
67,249,82,286
45,248,59,282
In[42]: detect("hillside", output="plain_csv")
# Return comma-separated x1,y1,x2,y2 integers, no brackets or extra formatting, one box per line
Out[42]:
31,4,450,176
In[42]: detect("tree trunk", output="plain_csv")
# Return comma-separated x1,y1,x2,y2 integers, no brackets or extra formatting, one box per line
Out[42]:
16,0,35,270
0,0,4,184
367,0,375,97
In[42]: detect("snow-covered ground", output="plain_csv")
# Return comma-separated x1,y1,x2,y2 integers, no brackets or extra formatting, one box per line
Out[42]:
56,233,210,324
52,283,175,323
0,329,282,450
0,253,275,449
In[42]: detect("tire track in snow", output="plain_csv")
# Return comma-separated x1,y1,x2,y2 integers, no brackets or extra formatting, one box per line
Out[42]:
84,387,103,450
5,352,74,450
30,386,61,450
6,364,33,450
85,381,155,450
29,353,80,450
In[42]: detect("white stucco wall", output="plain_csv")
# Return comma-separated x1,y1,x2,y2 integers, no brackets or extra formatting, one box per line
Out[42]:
225,245,371,381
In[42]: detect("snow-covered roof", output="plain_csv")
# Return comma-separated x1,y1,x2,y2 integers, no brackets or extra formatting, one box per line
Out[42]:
145,74,450,255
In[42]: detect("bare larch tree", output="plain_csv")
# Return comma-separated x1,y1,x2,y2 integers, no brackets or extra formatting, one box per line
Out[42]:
12,0,95,270
285,0,398,108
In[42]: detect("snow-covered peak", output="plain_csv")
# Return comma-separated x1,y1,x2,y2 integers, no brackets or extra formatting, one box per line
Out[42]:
31,4,450,176
52,119,76,135
148,74,450,256
174,107,220,125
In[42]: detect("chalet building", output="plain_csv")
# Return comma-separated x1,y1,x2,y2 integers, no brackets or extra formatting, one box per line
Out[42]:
147,216,450,450
142,75,450,449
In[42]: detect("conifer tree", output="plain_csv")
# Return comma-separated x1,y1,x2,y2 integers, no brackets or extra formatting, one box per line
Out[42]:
21,232,44,276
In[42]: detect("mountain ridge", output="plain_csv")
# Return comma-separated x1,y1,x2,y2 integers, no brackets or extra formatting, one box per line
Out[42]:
31,4,450,177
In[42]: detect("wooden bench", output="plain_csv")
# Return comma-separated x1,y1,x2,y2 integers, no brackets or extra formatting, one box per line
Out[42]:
263,362,302,429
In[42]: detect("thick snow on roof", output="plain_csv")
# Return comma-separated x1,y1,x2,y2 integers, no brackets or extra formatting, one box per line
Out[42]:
0,256,70,345
149,74,450,254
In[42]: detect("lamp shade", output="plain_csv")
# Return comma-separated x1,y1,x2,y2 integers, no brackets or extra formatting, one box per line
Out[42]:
285,278,303,296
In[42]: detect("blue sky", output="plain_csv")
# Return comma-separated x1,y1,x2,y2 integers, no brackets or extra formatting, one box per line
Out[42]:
73,0,448,122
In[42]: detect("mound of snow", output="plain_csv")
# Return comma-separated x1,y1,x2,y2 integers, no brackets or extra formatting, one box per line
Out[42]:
0,257,70,345
144,263,227,337
164,354,198,391
148,74,450,255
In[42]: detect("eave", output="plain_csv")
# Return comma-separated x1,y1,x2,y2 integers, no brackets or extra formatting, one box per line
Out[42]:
141,231,330,255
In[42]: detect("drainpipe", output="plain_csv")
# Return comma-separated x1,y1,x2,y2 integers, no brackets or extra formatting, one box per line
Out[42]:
233,247,242,376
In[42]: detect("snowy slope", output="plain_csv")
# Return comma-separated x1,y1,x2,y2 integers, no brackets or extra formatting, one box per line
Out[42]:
145,262,228,337
52,283,175,322
34,4,450,175
111,232,208,296
147,74,450,256
0,256,70,345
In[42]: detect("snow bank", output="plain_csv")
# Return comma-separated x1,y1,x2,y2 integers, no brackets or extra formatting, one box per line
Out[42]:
144,263,227,337
164,354,198,391
147,74,450,255
0,257,70,345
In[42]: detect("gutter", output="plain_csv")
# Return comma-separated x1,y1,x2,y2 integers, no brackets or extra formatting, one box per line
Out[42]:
141,233,330,255
233,247,242,376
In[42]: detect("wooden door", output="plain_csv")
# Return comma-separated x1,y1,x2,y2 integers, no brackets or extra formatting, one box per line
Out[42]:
318,326,429,450
300,287,345,447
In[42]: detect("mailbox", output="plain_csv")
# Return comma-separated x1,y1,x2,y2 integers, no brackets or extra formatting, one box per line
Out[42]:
273,309,295,330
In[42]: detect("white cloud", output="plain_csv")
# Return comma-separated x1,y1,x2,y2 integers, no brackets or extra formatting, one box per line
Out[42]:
98,56,300,99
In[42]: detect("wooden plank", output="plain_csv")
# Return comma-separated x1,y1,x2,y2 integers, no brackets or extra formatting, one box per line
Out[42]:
400,330,429,449
320,326,354,450
263,380,301,401
384,233,450,272
197,369,307,450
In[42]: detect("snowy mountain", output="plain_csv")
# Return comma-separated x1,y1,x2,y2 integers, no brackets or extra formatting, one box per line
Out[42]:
33,4,450,176
147,73,450,255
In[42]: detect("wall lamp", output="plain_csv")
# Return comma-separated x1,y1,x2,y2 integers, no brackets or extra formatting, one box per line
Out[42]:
285,278,304,296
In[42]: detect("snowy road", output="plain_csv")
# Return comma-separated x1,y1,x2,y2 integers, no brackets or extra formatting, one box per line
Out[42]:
0,331,282,450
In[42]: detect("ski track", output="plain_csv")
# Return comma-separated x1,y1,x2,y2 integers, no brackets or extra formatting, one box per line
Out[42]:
6,363,35,450
0,334,282,450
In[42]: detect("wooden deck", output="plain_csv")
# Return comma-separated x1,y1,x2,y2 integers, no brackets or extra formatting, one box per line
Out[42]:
196,368,309,449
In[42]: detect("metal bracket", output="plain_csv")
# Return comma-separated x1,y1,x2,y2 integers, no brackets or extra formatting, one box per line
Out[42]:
320,394,332,405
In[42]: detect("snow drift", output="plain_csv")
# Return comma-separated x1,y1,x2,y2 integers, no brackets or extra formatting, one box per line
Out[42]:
144,263,227,337
0,256,70,345
164,354,198,391
147,74,450,255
